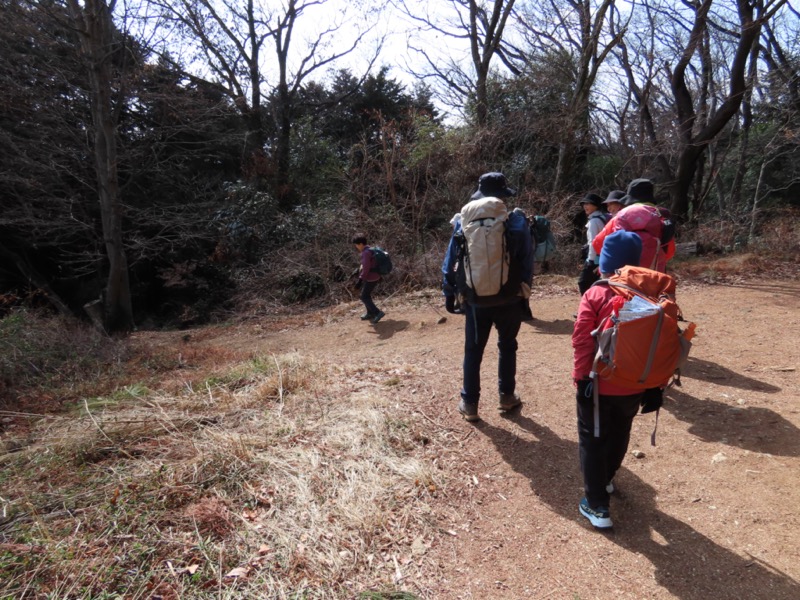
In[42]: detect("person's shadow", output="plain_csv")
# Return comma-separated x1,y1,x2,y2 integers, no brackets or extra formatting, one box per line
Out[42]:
682,357,781,393
522,318,574,335
370,319,410,340
476,415,800,599
663,388,800,456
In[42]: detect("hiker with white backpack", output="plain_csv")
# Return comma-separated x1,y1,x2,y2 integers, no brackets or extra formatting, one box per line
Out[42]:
442,172,534,422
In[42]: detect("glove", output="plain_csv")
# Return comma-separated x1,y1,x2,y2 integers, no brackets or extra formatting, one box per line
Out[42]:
445,295,457,314
640,387,664,413
584,259,596,268
575,378,593,403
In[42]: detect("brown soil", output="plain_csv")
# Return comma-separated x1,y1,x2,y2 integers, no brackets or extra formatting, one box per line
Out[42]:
154,276,800,599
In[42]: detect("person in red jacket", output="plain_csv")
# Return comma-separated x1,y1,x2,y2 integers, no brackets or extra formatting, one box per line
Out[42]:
592,179,674,273
572,230,644,530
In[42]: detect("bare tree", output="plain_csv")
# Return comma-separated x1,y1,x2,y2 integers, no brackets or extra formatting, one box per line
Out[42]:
395,0,516,126
66,0,134,332
510,0,624,191
145,0,271,168
147,0,380,206
615,0,788,218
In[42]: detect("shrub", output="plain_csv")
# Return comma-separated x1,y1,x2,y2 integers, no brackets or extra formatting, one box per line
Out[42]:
0,308,125,398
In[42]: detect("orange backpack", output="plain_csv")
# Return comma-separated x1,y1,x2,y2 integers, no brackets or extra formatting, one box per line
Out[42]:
591,266,695,390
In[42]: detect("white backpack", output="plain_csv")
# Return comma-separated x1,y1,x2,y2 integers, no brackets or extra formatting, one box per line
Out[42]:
459,198,510,298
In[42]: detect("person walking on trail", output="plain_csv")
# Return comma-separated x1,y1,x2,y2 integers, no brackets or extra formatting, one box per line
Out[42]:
592,179,675,273
572,230,644,530
442,172,534,423
351,234,385,324
578,193,608,295
603,190,626,216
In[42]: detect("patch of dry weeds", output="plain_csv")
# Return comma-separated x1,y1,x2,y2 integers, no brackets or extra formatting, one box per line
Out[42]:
1,352,433,599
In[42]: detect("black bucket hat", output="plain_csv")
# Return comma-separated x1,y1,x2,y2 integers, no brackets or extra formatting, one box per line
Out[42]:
622,178,655,205
579,193,603,208
471,172,517,199
603,190,626,205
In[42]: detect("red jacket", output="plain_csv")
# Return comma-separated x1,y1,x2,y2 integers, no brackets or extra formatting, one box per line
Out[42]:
572,283,644,396
592,204,674,273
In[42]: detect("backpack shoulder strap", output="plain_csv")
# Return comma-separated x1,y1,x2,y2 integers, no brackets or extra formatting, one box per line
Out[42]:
607,280,656,302
589,213,609,224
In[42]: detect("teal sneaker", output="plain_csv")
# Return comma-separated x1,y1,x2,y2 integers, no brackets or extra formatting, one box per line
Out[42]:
579,497,613,529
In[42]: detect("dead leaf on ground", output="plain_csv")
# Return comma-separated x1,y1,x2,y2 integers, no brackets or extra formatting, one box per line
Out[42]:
224,566,250,578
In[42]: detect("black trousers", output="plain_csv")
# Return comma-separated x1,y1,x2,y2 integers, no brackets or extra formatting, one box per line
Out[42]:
577,389,643,508
360,280,380,315
577,261,600,295
461,301,522,405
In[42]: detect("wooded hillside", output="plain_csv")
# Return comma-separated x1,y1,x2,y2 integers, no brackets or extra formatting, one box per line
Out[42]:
1,0,798,330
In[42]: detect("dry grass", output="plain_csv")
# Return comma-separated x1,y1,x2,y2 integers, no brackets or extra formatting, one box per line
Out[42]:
0,309,128,408
0,352,436,599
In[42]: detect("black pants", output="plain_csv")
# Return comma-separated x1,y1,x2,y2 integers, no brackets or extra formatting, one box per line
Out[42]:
461,301,522,405
360,280,380,315
578,261,600,295
577,389,643,508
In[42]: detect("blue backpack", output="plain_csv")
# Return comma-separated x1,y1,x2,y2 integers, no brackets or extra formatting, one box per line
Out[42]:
531,216,557,262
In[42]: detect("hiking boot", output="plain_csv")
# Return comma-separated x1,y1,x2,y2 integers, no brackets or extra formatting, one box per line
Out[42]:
372,311,385,323
458,399,480,422
579,497,613,529
498,392,522,412
360,313,372,320
606,481,615,494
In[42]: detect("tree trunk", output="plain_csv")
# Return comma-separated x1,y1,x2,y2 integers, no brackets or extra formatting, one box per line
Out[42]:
670,146,703,218
69,0,134,333
475,71,488,127
730,44,759,208
275,81,292,208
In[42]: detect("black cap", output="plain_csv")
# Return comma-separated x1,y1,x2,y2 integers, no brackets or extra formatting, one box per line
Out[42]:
603,190,626,205
622,178,655,205
580,193,603,207
472,172,517,199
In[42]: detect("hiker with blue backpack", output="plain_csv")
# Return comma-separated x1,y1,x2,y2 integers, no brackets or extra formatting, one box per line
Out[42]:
442,172,534,422
351,233,386,324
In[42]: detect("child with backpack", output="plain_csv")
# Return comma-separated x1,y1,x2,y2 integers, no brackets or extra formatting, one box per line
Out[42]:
572,230,644,530
352,233,385,324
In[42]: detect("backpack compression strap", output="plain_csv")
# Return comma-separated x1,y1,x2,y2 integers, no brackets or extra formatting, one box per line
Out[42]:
607,281,665,385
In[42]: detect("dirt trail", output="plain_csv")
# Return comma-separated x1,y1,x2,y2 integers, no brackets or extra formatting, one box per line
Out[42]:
185,280,800,599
